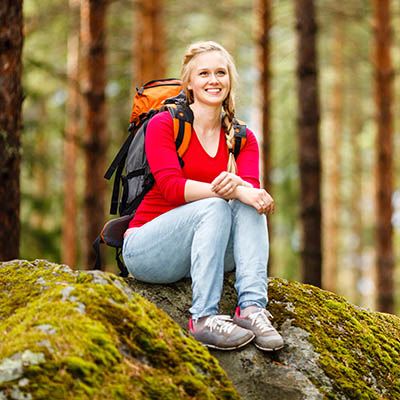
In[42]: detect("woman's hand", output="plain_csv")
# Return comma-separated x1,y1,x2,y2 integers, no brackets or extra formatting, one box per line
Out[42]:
211,172,250,198
234,186,274,214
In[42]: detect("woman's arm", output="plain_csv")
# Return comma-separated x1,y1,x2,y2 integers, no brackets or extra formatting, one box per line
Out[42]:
210,171,252,197
207,128,274,214
184,178,274,215
184,180,220,202
146,112,188,205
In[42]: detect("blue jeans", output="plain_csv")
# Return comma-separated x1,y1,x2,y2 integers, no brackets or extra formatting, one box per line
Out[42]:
122,198,269,321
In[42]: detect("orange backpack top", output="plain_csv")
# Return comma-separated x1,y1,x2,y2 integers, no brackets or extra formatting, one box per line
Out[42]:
129,79,182,126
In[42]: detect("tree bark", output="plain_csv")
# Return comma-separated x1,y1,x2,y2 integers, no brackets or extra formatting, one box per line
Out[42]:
0,0,23,260
323,24,343,293
372,0,394,313
349,67,364,307
255,0,273,273
294,0,322,287
62,0,81,269
81,0,108,268
134,0,165,86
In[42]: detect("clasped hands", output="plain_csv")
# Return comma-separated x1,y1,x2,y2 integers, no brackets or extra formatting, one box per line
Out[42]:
210,171,274,215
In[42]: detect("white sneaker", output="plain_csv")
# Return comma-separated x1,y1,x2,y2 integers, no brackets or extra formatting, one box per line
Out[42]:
233,306,284,351
189,315,255,350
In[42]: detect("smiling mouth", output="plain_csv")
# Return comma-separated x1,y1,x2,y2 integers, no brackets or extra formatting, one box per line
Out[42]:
205,88,222,93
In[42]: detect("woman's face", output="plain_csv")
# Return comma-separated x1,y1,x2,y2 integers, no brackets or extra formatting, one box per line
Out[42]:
187,51,230,107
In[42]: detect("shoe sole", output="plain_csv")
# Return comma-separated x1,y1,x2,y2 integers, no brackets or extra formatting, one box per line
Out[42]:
197,333,255,351
254,342,284,352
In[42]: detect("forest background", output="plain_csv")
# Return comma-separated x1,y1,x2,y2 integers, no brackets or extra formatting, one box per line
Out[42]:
3,0,400,315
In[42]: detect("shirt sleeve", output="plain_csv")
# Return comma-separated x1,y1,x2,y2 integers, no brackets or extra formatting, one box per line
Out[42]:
145,111,187,205
236,128,261,189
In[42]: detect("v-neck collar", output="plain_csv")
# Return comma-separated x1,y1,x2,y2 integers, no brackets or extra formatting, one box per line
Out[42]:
193,126,223,158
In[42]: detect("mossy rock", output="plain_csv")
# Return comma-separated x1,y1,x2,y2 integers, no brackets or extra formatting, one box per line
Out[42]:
0,259,240,400
268,278,400,400
128,274,400,400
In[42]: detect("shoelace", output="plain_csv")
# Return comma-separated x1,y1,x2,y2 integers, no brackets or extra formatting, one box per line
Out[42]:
248,309,275,334
204,315,236,334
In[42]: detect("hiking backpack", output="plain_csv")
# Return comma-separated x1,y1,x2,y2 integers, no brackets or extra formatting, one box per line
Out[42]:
93,78,247,276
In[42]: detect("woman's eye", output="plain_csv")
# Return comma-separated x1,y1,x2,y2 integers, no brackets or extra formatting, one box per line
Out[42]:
199,71,208,76
217,71,226,76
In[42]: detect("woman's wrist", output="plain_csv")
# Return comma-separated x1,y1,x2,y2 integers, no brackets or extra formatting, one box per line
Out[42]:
232,184,247,200
240,179,252,188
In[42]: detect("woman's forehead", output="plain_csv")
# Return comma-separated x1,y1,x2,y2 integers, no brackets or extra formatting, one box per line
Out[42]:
192,51,228,69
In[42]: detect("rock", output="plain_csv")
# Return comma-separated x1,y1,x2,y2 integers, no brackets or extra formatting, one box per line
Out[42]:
0,260,240,399
1,260,400,400
126,273,400,400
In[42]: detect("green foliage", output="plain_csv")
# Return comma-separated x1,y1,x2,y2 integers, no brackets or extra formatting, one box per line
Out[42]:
22,0,70,262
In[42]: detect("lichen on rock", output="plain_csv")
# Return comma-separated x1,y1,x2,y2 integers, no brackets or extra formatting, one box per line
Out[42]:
0,260,240,400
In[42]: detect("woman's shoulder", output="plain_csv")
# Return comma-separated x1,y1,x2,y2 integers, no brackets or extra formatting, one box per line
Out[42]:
243,126,258,146
145,111,175,146
148,110,173,127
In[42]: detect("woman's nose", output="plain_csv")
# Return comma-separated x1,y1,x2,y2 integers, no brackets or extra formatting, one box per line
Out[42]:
209,73,218,83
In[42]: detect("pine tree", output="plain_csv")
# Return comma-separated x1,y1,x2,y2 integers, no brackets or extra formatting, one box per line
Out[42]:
295,0,322,286
62,0,81,268
134,0,165,86
0,0,24,260
80,0,108,268
372,0,394,313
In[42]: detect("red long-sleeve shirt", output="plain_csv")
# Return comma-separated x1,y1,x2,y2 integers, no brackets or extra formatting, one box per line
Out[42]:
128,111,260,228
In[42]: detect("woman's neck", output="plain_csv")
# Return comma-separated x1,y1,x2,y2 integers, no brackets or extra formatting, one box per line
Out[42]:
189,102,222,137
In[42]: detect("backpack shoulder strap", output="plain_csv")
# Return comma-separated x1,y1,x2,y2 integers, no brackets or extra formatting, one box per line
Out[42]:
104,124,138,215
167,104,194,159
166,106,246,162
232,118,247,159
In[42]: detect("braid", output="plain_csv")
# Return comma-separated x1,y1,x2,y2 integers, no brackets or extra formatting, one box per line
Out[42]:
222,98,237,174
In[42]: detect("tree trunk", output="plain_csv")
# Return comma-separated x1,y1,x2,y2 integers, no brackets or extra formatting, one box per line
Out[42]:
323,24,343,293
294,0,322,287
0,0,23,260
372,0,394,313
62,0,81,269
81,0,108,268
134,0,165,87
349,67,364,307
255,0,273,274
31,102,49,230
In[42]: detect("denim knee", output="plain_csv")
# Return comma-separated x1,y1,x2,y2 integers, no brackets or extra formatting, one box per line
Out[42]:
196,198,232,231
230,198,259,215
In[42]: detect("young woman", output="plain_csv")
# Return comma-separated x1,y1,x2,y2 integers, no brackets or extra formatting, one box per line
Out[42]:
122,41,283,351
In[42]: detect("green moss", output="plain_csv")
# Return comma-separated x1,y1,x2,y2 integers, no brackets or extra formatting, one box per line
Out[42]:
0,260,240,400
267,278,400,400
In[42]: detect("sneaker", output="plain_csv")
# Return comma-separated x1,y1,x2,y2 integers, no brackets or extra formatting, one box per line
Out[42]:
233,306,284,351
188,315,255,350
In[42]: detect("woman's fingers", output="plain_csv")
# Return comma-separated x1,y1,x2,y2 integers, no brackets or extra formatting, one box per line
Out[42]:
212,174,239,195
256,192,274,214
214,184,235,198
211,171,228,188
264,199,274,214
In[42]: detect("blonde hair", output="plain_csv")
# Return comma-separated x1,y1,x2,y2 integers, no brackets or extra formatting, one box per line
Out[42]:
181,41,239,173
